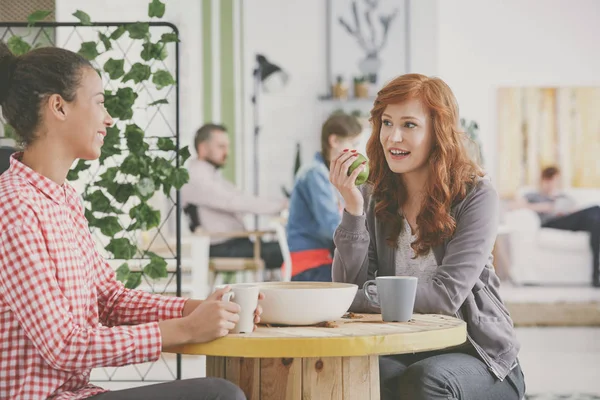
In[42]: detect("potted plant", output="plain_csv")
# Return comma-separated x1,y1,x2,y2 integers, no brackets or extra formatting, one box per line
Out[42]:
332,75,348,99
353,76,369,98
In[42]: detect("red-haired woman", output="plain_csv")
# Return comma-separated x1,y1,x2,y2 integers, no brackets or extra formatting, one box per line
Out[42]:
330,74,525,399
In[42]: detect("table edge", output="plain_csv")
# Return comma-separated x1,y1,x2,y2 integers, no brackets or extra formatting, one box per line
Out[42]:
165,320,467,358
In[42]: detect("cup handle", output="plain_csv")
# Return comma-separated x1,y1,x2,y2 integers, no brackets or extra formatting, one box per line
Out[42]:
222,292,235,303
362,280,378,306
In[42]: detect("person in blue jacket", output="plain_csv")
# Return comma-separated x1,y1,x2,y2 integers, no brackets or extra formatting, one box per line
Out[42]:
287,112,363,281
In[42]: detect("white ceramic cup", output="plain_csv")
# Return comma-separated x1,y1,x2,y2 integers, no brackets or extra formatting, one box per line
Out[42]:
221,284,259,334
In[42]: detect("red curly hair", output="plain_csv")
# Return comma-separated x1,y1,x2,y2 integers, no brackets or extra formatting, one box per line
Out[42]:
366,74,483,255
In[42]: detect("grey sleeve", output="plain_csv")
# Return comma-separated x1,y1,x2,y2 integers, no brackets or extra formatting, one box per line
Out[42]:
524,192,549,204
413,180,500,315
332,209,380,313
523,192,537,203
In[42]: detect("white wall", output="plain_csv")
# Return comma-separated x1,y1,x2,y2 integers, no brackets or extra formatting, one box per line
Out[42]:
242,0,328,200
408,0,439,76
436,0,600,180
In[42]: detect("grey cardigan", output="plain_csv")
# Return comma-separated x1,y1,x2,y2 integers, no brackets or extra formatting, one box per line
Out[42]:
332,178,520,381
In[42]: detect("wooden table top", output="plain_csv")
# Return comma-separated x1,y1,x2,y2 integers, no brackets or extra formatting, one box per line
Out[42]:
166,313,467,358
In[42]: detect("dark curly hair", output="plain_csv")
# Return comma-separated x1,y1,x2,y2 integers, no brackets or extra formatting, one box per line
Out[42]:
0,41,93,146
366,73,483,256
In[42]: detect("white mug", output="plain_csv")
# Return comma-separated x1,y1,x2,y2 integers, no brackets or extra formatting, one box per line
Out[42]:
221,284,259,334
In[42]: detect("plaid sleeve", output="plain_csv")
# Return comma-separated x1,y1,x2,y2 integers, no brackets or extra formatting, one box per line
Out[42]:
95,253,187,326
0,227,163,371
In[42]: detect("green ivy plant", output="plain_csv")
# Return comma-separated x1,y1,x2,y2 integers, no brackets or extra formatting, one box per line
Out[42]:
3,0,190,289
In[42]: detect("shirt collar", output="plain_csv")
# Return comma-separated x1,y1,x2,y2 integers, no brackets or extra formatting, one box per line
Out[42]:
9,152,68,204
314,152,325,164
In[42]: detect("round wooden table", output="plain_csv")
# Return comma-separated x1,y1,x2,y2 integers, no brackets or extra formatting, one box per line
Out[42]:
167,313,466,400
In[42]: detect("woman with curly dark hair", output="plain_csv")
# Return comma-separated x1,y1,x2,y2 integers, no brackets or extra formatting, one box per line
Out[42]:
329,74,525,399
0,41,249,400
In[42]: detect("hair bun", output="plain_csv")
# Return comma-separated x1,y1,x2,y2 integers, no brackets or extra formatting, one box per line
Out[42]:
0,42,18,103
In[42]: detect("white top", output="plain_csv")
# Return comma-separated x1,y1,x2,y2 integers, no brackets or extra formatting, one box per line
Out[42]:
395,220,438,283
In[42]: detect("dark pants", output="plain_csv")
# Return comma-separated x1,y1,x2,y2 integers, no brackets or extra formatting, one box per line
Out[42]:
88,378,245,399
210,238,283,270
291,264,332,282
379,345,526,400
543,205,600,284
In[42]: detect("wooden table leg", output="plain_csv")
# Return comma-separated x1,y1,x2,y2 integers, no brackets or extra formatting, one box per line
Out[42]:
206,355,380,400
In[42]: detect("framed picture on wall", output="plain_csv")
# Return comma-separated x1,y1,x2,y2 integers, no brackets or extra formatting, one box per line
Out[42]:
326,0,408,96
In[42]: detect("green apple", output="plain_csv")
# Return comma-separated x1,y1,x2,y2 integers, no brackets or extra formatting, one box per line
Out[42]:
347,153,369,186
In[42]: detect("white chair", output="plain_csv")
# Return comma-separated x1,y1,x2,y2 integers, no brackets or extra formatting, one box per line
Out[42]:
269,217,292,282
138,204,293,298
503,187,599,285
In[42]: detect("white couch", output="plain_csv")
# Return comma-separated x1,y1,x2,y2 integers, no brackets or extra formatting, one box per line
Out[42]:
504,188,600,286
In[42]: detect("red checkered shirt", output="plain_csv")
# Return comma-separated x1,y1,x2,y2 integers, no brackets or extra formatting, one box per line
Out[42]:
0,154,187,400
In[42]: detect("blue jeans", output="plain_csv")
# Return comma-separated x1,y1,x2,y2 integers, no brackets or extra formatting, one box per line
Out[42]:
379,345,526,400
543,205,600,284
291,264,332,282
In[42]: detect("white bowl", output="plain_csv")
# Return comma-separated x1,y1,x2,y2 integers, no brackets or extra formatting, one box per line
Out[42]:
257,282,358,326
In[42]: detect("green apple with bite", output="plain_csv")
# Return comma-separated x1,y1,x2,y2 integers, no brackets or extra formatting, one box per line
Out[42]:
347,153,369,186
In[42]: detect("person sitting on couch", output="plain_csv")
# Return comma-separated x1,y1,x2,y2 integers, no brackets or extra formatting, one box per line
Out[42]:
516,166,600,287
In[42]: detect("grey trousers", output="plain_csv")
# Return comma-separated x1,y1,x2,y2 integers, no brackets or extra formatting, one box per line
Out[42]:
379,346,526,400
88,378,245,400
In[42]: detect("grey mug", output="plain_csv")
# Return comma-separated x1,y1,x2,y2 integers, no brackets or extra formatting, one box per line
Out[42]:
363,276,418,322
